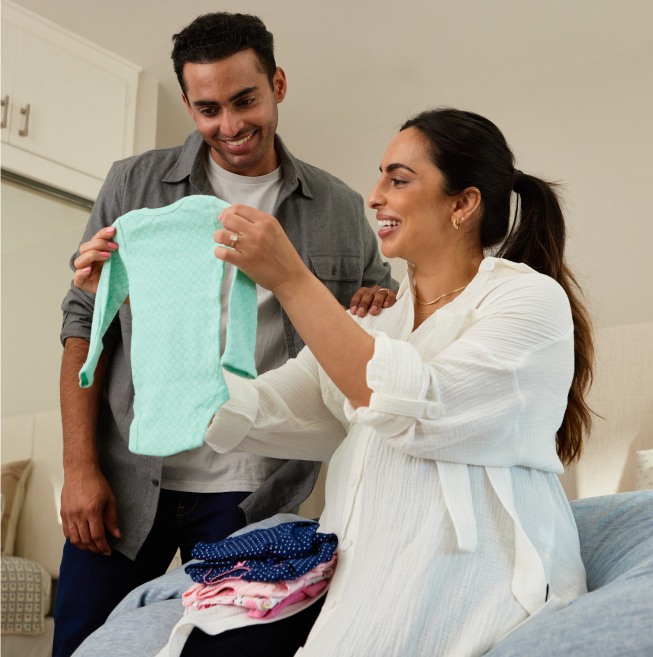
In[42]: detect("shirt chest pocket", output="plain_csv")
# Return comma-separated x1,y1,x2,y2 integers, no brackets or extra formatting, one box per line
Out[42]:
309,254,362,306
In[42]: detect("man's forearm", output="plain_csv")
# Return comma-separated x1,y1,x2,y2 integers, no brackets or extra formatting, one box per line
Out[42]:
60,337,107,469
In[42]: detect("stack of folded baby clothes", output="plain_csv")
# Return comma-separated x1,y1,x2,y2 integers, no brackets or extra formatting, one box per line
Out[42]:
183,521,338,619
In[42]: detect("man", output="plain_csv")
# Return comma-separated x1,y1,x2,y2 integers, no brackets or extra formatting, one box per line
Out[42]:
55,12,395,657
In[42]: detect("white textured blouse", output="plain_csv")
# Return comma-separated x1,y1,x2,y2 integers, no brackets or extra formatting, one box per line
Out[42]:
158,257,587,657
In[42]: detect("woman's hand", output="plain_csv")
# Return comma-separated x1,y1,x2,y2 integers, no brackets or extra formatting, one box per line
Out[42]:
214,204,374,408
214,205,310,295
73,226,119,294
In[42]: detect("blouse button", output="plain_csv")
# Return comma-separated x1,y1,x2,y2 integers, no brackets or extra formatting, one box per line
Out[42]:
425,403,444,419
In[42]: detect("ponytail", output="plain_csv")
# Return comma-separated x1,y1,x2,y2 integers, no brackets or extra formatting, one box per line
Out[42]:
499,172,594,464
401,108,594,464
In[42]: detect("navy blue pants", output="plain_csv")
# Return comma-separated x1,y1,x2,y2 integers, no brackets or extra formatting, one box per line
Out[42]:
52,489,250,657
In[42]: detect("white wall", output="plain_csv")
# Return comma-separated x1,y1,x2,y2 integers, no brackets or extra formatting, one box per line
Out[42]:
155,1,653,330
269,1,653,329
1,180,90,416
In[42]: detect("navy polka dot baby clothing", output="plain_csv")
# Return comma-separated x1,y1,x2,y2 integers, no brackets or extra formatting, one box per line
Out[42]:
186,521,338,584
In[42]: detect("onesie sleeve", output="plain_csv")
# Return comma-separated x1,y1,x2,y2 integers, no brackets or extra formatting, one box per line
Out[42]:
78,223,130,388
221,267,258,380
345,273,574,469
204,347,347,462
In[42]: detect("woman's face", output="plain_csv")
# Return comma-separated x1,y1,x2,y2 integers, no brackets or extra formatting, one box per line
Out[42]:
368,127,457,263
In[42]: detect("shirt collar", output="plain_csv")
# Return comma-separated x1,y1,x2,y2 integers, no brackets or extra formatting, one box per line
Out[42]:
275,135,314,200
162,131,314,200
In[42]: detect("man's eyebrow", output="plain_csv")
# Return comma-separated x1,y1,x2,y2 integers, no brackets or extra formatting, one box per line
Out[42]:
229,86,258,102
192,87,259,108
380,162,417,175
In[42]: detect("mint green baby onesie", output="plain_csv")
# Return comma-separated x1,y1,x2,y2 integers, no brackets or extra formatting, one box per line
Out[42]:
78,195,258,457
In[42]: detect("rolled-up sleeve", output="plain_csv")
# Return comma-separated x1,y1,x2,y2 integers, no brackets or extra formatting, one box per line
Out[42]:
60,162,128,350
345,274,574,469
61,287,96,344
345,333,443,433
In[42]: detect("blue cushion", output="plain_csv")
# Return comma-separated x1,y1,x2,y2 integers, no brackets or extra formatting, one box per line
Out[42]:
73,500,653,657
485,490,653,657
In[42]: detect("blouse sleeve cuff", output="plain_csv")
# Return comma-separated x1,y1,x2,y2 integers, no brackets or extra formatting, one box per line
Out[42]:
344,333,443,431
204,370,260,453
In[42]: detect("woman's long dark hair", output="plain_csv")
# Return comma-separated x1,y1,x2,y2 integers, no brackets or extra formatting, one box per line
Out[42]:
401,108,593,464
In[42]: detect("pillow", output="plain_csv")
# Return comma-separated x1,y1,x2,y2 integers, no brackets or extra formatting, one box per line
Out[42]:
1,459,32,555
484,491,653,657
1,555,51,634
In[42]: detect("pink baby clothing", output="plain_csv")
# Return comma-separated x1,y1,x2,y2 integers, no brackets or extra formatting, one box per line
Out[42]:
182,554,337,618
183,580,329,619
247,580,329,619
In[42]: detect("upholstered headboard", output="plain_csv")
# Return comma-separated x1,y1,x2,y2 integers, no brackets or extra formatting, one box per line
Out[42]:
560,321,653,499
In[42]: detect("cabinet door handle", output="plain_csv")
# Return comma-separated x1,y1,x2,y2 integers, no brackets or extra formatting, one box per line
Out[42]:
1,95,8,129
18,103,31,137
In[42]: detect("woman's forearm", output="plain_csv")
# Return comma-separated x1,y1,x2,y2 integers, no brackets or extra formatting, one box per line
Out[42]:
273,269,374,408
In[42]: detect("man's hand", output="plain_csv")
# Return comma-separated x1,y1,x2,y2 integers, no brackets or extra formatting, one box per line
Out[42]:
73,226,119,294
349,285,397,317
60,465,121,556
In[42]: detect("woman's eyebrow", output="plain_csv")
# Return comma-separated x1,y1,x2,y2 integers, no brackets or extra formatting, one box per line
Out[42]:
380,162,417,174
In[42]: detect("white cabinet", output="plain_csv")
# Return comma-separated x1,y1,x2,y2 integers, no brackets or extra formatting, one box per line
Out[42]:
1,1,144,200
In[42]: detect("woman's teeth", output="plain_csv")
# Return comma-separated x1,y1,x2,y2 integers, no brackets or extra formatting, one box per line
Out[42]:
378,219,399,228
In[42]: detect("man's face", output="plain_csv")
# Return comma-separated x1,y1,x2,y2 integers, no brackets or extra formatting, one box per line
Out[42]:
182,49,287,177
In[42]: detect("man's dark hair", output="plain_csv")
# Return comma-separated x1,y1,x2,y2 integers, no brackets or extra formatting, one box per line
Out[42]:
171,13,276,94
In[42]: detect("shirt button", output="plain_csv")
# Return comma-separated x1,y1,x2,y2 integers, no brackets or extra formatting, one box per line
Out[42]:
480,259,495,271
349,477,358,488
426,403,444,419
341,538,353,551
151,479,160,487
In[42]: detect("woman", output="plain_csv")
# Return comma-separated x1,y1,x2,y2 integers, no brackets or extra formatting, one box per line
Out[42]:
167,107,593,657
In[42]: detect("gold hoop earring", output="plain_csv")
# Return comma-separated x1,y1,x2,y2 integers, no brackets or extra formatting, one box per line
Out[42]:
452,214,466,230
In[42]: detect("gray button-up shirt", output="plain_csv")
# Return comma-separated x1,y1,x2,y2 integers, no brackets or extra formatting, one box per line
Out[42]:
61,131,395,559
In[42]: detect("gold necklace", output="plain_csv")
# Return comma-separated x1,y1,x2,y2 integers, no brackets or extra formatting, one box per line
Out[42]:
415,285,467,307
